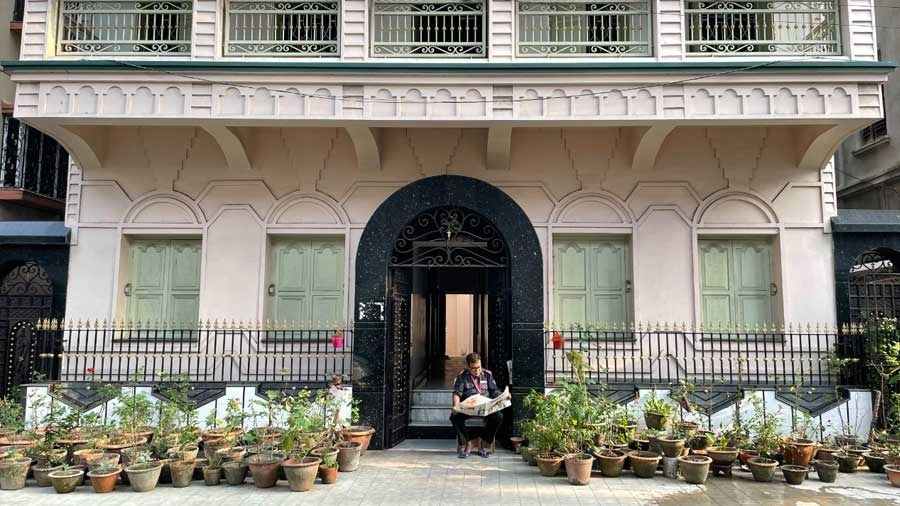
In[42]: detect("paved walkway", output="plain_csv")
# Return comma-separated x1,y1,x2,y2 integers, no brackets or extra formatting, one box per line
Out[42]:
5,440,899,505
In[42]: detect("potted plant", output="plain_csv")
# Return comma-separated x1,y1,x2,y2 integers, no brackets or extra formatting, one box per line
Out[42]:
746,395,781,482
677,455,712,484
521,389,564,477
593,448,626,477
203,440,226,485
864,450,887,473
0,453,31,490
87,463,121,493
124,451,164,492
886,464,900,487
557,352,599,486
629,450,660,478
834,451,861,473
48,465,84,493
245,391,284,488
319,451,339,484
814,458,839,482
281,390,324,492
781,464,809,485
169,455,196,487
707,433,739,468
341,399,376,454
642,392,674,431
338,441,362,472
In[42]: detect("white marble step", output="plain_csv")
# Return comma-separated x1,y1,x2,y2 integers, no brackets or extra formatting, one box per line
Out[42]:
412,389,453,407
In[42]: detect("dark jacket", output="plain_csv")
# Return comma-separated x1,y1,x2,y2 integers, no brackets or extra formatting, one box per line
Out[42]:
452,369,498,401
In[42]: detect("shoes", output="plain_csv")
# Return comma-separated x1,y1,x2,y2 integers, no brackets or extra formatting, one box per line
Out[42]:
457,447,469,459
478,449,491,458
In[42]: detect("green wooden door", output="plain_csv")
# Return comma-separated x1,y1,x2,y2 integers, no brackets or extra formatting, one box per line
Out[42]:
127,239,201,324
554,236,630,327
699,238,773,327
270,237,344,325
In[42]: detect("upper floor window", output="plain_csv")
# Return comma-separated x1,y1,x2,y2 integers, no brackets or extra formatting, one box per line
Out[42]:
371,0,486,57
860,119,888,147
684,0,840,56
517,0,651,57
225,0,340,56
58,1,193,55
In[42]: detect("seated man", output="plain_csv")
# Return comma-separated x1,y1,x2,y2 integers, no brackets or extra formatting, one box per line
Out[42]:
449,352,502,459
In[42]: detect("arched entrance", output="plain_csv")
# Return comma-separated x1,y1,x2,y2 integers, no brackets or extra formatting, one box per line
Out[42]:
353,176,544,450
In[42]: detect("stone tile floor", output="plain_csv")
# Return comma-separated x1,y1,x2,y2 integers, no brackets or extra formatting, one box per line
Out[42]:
4,439,899,505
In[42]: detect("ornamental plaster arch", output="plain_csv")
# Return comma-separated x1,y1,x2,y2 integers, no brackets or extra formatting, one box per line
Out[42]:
550,191,634,225
122,191,206,225
265,191,349,225
694,190,780,226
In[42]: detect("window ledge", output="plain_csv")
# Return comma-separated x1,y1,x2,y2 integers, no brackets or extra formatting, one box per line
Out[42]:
853,136,890,157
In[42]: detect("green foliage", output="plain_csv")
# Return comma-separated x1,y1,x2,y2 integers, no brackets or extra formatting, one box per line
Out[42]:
113,389,153,436
321,451,338,469
747,394,782,456
0,397,24,432
281,389,330,460
643,391,674,418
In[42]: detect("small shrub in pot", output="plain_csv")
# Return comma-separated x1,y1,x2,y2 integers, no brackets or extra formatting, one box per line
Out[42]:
593,448,626,478
86,463,121,493
564,453,593,486
319,452,339,485
48,467,84,494
535,452,564,477
642,393,674,431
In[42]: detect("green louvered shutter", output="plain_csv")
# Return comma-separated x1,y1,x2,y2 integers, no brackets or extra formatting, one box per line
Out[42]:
700,238,773,327
127,239,201,325
554,236,630,327
270,237,344,326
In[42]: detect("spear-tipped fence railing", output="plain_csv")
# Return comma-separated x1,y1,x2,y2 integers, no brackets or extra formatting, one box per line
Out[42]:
544,322,866,388
26,320,352,386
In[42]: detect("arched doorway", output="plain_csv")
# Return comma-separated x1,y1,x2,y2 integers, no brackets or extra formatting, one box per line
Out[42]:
353,176,544,449
848,248,900,324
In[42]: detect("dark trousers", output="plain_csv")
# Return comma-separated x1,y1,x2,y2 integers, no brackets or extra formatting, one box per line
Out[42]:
449,411,502,447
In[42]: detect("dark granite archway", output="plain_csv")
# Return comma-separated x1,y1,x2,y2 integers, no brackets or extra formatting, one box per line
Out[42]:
353,175,544,449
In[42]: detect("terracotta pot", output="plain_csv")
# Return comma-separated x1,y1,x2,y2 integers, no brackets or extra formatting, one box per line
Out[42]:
203,466,222,485
248,455,281,488
320,465,338,484
783,439,817,467
311,446,339,462
125,462,163,492
813,459,838,483
748,457,778,482
509,437,525,453
99,437,147,452
73,448,104,466
32,463,64,487
643,412,668,431
338,441,362,472
738,449,759,467
171,445,200,462
677,421,699,436
816,447,840,463
835,452,860,473
689,431,714,450
678,455,711,485
564,453,593,486
706,446,739,465
863,451,887,473
0,435,35,448
834,435,859,447
535,453,563,477
629,451,660,478
283,457,320,492
845,445,868,466
48,468,84,494
780,464,808,485
0,457,31,490
885,465,900,487
170,459,196,487
87,465,121,493
341,426,376,454
658,438,685,458
594,449,626,478
222,460,248,485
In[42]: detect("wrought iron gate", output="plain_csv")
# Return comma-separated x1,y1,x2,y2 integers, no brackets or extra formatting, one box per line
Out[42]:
386,267,413,448
0,261,56,397
848,250,900,324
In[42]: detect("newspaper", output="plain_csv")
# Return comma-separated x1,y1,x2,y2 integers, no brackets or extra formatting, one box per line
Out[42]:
452,386,511,417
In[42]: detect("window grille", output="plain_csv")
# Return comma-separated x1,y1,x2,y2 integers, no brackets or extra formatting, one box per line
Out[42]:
58,1,193,55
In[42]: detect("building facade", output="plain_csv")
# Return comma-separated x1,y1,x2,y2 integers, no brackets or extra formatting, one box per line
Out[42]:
835,2,900,210
4,0,890,448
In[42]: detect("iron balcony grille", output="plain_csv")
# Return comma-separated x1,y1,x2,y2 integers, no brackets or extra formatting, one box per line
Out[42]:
372,0,486,57
684,0,841,56
517,0,651,57
13,0,25,23
0,116,69,201
225,0,340,56
57,0,193,55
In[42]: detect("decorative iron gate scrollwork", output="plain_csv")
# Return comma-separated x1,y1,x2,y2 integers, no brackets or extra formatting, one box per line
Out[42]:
390,206,508,268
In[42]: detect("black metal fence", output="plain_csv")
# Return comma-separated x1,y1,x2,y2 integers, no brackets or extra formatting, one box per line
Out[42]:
544,326,865,388
23,322,353,386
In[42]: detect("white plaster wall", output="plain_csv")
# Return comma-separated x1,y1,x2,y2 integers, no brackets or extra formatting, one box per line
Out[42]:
63,125,838,327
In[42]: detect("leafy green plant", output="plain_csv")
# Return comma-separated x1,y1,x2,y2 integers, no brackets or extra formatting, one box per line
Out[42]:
321,452,338,469
0,397,24,432
643,392,674,418
113,388,153,439
281,389,327,461
747,394,782,457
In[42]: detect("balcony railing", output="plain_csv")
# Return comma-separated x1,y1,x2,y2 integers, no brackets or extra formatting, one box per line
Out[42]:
517,0,651,57
57,0,193,55
684,0,841,56
0,116,69,202
225,0,340,56
13,0,25,23
372,0,486,57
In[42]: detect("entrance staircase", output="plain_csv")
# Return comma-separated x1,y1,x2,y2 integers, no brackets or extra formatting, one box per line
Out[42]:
409,356,482,433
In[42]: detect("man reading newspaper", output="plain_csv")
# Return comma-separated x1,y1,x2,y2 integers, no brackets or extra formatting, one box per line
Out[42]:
450,352,507,459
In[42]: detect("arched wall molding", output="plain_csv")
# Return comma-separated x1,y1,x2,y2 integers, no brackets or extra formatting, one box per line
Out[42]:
550,191,634,225
121,191,206,225
266,191,349,225
694,190,780,226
